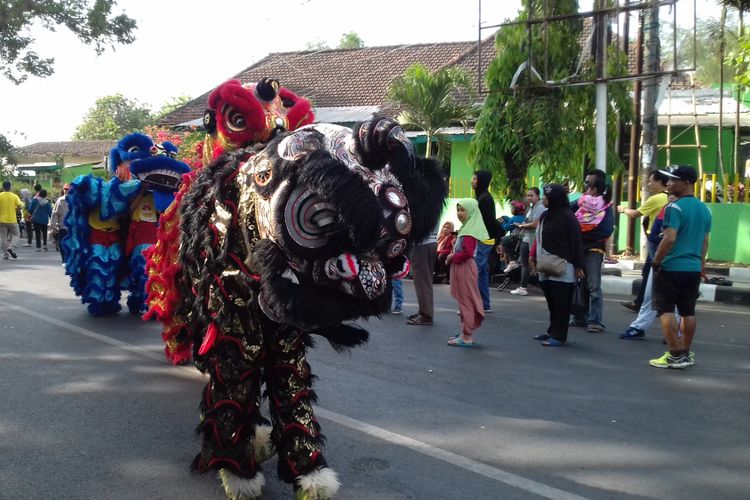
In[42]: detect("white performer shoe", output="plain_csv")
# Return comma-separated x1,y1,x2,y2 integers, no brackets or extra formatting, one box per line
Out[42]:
294,467,340,500
220,469,266,500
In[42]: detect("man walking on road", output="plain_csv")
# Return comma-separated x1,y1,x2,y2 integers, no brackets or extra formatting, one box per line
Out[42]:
0,180,24,260
472,171,501,312
649,165,711,369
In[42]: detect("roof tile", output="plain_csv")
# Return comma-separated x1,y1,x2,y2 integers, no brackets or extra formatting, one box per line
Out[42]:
159,39,497,127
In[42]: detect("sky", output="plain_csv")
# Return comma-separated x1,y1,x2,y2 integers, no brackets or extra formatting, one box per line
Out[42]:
0,0,717,146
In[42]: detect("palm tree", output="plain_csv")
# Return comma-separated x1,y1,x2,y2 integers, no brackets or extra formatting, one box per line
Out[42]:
717,0,750,183
387,64,479,158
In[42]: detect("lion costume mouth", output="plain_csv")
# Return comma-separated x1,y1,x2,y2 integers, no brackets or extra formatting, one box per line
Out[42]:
136,169,184,190
130,152,191,212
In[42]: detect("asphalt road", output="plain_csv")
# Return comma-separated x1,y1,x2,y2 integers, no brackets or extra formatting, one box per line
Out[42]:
1,246,749,500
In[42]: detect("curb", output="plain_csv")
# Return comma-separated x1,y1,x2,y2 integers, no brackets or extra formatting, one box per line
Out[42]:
601,276,750,307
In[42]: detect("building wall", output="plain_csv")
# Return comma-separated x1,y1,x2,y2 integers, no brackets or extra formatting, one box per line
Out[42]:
617,203,750,264
440,131,750,263
657,126,738,177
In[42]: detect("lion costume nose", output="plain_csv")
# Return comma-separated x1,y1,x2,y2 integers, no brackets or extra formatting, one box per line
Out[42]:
325,253,360,281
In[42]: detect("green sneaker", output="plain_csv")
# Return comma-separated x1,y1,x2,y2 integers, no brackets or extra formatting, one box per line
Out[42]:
686,351,696,367
649,351,671,368
649,351,692,369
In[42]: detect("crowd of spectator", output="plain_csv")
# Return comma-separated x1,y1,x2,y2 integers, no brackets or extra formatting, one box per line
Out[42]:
0,181,69,260
392,165,711,370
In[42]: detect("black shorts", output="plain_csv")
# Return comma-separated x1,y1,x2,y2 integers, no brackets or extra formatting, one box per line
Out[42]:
652,270,701,317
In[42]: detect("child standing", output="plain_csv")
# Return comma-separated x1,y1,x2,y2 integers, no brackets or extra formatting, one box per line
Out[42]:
391,277,403,314
434,221,456,284
447,199,488,347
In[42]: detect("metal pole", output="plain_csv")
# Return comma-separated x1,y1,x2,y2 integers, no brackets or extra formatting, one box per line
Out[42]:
626,9,645,256
595,0,608,172
477,0,483,94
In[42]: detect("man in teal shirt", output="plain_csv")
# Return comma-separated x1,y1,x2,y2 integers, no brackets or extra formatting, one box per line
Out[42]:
649,165,711,369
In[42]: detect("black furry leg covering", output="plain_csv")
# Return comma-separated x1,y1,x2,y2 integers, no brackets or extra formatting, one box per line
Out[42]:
265,323,328,483
191,309,266,479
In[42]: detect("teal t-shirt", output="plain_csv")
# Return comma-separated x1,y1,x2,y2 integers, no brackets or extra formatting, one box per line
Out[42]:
661,195,712,272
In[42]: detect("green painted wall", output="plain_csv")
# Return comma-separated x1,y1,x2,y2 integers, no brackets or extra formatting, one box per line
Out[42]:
657,126,738,177
616,203,750,264
445,139,545,201
449,141,474,199
414,132,750,264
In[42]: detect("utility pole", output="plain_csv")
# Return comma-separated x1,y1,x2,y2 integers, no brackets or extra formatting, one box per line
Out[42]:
631,1,660,256
595,0,608,173
626,5,644,255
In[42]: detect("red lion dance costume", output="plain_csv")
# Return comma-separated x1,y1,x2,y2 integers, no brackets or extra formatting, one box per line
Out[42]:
146,79,446,499
144,79,314,365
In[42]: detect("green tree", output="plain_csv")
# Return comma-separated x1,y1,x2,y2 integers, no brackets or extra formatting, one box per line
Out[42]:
0,133,18,178
153,95,193,121
387,64,479,158
338,32,364,49
469,0,631,199
304,38,330,51
663,17,740,86
73,94,152,140
0,0,137,84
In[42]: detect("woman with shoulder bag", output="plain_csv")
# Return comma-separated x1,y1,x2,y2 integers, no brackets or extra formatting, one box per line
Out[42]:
529,184,585,346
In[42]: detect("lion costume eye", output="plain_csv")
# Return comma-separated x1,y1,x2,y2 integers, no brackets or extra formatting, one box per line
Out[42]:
127,146,141,153
225,106,247,132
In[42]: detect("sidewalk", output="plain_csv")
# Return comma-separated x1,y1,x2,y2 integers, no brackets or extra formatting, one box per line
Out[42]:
602,261,750,306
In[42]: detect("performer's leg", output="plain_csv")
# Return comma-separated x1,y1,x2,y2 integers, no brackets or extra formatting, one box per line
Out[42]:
194,312,268,500
84,242,123,316
265,324,340,499
126,243,150,314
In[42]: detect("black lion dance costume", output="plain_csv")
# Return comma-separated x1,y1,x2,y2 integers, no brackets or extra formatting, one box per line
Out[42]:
176,116,446,499
145,78,314,365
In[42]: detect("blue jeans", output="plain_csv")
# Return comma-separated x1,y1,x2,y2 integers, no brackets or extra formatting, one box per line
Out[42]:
475,242,493,310
392,278,403,309
572,251,604,327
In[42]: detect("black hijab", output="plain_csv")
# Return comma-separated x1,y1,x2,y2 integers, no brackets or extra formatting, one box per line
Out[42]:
539,184,584,268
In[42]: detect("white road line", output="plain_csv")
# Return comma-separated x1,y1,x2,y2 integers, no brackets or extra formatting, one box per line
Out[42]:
4,302,589,500
316,408,589,500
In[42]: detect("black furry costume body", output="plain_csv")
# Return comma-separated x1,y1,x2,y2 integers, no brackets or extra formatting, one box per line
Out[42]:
177,119,446,499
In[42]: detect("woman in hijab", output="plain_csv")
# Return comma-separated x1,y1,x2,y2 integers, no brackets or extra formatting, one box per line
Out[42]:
529,184,585,346
446,198,488,347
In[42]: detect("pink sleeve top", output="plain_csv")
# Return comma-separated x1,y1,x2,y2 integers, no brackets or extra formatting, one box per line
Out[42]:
451,235,477,264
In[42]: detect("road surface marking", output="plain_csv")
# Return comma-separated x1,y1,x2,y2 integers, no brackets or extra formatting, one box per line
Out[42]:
4,302,589,500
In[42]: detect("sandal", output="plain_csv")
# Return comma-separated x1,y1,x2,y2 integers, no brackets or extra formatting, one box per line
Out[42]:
447,337,475,347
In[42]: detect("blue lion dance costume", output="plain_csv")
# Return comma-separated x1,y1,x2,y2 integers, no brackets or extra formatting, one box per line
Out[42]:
62,133,190,316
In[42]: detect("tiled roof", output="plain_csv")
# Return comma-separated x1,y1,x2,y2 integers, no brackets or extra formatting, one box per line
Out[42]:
16,141,116,157
159,38,497,127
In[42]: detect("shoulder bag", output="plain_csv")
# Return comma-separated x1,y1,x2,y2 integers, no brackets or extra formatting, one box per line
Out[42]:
535,220,567,276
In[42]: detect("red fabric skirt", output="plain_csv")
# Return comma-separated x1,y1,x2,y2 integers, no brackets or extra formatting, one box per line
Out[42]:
450,258,484,335
126,220,158,255
89,228,119,247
